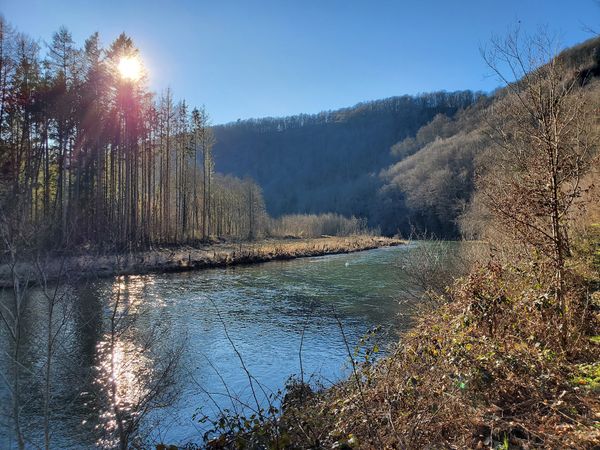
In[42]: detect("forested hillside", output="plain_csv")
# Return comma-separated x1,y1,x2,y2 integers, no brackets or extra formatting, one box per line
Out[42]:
213,36,600,238
378,100,491,236
212,91,482,235
381,35,600,237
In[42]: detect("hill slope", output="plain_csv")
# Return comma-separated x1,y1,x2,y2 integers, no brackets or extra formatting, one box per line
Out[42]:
211,36,600,238
212,91,481,231
379,35,600,236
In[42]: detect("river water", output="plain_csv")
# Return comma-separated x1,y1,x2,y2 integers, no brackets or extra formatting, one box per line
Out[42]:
0,243,438,448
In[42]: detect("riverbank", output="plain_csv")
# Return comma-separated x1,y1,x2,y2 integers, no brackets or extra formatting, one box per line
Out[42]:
0,235,403,287
271,249,600,448
192,232,600,449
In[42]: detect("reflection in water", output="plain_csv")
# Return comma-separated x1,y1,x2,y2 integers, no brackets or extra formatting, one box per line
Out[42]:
91,275,180,449
0,243,459,448
94,337,153,448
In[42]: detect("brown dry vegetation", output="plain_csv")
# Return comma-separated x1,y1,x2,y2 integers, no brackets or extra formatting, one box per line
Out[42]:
0,235,403,287
277,255,600,449
194,230,599,449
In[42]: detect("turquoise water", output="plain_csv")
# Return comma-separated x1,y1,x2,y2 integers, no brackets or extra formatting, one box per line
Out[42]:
0,243,432,448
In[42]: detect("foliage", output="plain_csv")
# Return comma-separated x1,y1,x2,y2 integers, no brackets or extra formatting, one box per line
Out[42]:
571,363,600,391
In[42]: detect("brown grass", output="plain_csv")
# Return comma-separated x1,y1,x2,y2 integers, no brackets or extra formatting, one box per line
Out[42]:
0,235,404,287
278,258,600,449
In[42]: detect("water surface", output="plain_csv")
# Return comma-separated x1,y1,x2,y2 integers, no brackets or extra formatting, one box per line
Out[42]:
0,243,430,448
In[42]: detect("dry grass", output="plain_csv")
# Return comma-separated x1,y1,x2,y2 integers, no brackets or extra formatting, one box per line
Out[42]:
277,258,600,449
0,235,403,287
238,236,401,258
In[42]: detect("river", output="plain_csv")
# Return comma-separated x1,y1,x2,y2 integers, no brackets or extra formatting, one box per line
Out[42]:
0,243,443,448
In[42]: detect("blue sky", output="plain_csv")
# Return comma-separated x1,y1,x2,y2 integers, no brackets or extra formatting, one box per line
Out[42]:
3,0,599,124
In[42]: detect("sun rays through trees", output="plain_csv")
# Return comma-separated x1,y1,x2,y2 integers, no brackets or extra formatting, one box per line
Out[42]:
0,19,267,253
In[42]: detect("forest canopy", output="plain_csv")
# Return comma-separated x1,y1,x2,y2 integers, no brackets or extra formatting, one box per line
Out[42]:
212,91,484,237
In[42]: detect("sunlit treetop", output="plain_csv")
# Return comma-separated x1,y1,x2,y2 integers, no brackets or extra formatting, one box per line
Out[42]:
117,55,142,82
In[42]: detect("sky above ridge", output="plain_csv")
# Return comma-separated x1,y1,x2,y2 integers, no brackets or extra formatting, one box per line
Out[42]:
3,0,599,124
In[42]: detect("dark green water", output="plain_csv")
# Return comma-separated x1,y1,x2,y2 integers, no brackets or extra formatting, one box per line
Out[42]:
0,243,435,448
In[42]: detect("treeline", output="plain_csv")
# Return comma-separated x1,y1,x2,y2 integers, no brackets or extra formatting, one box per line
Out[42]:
0,18,266,253
212,91,483,235
268,213,370,238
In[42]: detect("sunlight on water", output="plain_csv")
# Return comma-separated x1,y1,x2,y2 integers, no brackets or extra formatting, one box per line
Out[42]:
93,275,161,448
93,337,153,447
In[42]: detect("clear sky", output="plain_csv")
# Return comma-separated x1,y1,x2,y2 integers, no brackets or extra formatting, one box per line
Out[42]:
2,0,599,124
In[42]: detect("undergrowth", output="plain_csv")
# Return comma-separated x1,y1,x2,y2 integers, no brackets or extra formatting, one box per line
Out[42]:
179,249,600,449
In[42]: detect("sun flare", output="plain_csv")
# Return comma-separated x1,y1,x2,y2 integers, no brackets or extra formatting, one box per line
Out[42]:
117,56,142,81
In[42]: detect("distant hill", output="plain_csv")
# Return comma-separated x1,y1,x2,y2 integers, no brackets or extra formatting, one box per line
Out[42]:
212,91,482,229
211,36,600,238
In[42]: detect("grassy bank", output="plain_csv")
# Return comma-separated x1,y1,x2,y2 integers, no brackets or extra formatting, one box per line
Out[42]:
0,235,403,287
277,264,600,448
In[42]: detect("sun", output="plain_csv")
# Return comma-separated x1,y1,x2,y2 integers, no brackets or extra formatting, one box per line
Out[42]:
117,56,142,81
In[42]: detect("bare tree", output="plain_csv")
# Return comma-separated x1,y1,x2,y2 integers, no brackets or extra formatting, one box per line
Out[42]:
479,29,598,340
36,257,72,450
200,109,215,241
0,213,30,450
